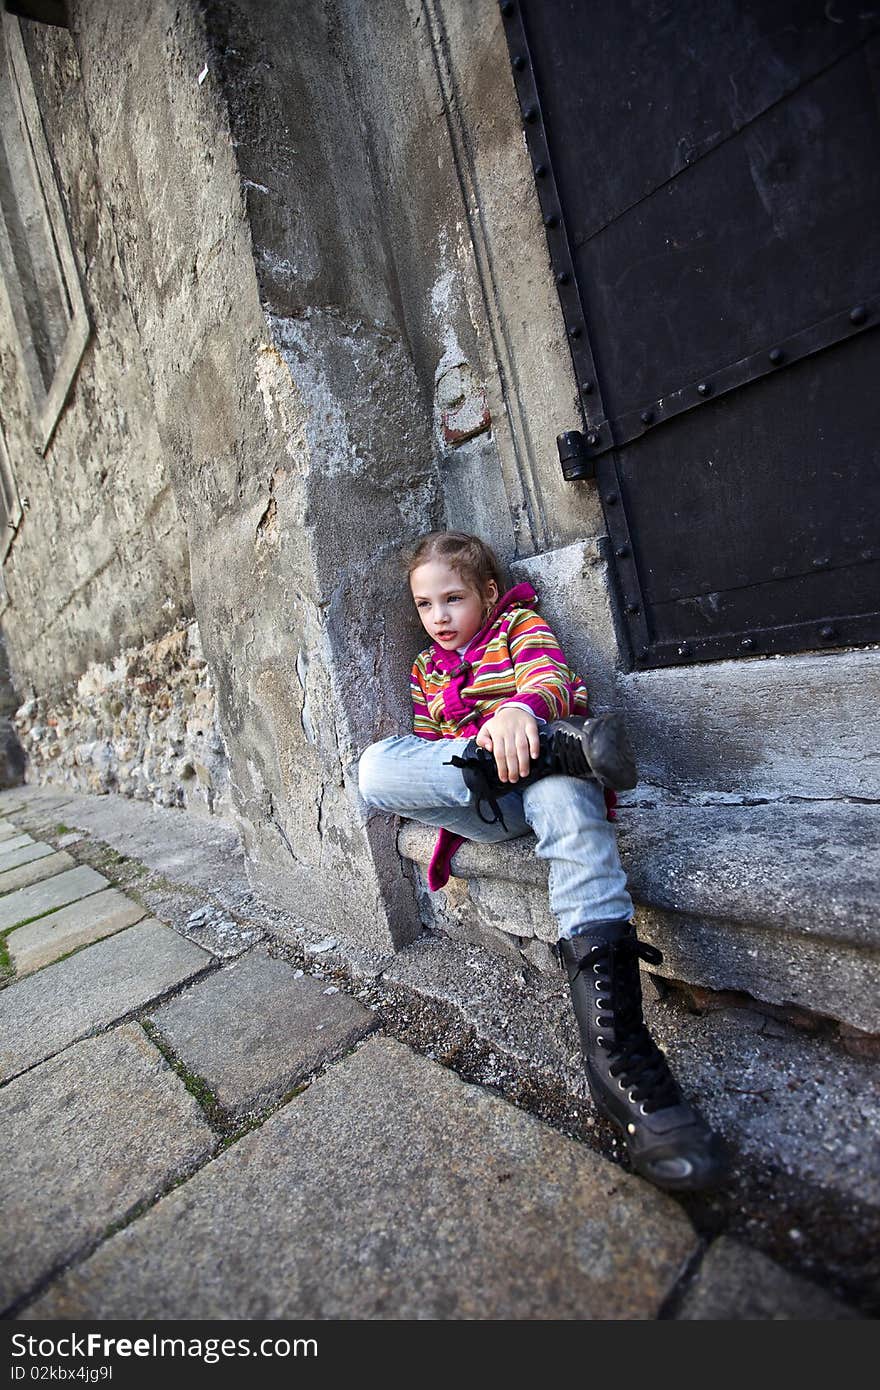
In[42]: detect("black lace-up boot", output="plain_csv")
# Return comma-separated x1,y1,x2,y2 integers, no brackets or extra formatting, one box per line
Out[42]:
443,713,637,832
557,919,730,1192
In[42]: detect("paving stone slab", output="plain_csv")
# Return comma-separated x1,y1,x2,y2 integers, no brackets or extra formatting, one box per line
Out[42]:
0,802,76,832
22,1036,698,1320
150,946,376,1116
0,822,24,842
0,866,109,933
0,835,36,861
676,1237,860,1319
0,921,215,1082
7,888,148,978
0,1023,215,1313
0,850,74,895
0,843,64,881
0,851,75,897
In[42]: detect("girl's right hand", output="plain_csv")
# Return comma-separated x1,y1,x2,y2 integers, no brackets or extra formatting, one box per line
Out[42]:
475,707,541,782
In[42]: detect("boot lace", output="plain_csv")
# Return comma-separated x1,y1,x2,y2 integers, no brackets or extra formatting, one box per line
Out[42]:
443,753,509,831
574,937,682,1112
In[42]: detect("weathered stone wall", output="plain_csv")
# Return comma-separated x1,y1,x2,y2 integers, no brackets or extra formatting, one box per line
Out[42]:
0,17,192,703
36,0,435,950
297,0,879,1008
13,619,230,816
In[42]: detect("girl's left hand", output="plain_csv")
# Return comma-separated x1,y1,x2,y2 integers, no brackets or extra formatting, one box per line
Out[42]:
476,707,541,782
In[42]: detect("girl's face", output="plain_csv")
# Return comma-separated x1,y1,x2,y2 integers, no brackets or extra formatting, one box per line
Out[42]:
410,558,498,651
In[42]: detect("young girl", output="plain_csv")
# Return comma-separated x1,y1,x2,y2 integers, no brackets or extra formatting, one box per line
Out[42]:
357,530,727,1192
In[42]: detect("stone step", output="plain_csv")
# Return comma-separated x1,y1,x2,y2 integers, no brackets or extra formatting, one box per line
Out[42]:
397,797,880,1034
377,931,880,1307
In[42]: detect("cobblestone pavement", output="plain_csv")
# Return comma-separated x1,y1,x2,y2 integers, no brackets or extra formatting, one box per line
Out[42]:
0,787,861,1320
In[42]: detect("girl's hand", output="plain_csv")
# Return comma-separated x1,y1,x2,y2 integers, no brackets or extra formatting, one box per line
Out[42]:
475,707,541,782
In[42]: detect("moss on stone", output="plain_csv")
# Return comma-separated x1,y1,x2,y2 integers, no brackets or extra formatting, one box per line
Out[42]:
141,1017,224,1125
0,932,12,985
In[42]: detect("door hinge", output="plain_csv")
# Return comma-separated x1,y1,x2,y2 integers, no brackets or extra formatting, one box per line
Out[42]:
557,430,596,482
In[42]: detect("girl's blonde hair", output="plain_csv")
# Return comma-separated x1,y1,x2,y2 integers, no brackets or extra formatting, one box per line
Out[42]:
403,531,506,613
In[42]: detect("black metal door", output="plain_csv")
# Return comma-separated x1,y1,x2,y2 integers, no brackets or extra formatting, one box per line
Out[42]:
501,0,880,667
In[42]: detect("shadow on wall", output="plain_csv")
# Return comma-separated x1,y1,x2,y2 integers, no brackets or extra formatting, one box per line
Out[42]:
0,626,25,789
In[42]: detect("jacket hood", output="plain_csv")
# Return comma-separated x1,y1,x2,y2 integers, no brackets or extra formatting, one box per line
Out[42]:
424,580,538,674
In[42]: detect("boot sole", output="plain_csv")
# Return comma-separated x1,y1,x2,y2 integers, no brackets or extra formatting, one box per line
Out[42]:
588,1085,730,1192
550,714,638,791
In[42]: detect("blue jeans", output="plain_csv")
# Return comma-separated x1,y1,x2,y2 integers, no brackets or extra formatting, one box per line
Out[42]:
356,735,634,941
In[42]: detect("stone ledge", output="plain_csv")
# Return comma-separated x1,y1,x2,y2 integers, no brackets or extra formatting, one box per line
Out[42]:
399,800,877,941
397,798,880,1032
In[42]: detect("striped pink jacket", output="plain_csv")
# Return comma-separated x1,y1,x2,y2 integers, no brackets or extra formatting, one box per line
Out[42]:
409,580,616,890
411,583,590,735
